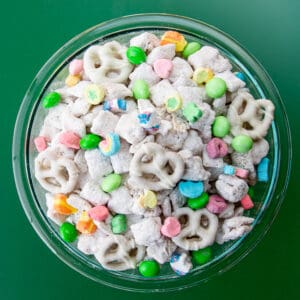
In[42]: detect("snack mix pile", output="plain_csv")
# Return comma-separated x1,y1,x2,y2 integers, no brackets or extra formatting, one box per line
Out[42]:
33,31,275,277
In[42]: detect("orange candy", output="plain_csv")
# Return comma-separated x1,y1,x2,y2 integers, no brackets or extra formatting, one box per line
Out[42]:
53,194,78,215
160,31,187,52
76,211,97,234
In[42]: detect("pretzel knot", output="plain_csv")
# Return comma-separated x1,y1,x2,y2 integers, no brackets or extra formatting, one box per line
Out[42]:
83,41,133,84
227,92,275,139
94,235,145,271
172,207,219,250
128,142,184,191
34,148,79,194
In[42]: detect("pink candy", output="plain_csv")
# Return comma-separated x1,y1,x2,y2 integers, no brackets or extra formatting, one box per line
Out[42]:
206,138,228,159
161,217,181,238
206,195,227,214
88,205,109,221
34,136,48,152
59,131,81,149
240,194,254,210
153,58,173,79
69,59,83,76
235,168,249,179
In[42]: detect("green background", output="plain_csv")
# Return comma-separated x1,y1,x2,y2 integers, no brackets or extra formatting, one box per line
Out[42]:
1,0,299,299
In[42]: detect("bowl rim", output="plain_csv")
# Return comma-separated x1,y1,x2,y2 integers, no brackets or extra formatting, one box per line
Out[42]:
12,13,292,292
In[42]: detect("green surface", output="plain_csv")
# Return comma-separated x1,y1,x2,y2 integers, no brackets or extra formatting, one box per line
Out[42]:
1,0,299,299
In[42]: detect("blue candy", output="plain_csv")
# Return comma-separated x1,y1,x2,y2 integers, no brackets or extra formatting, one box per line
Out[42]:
223,165,235,175
178,181,204,198
257,157,270,182
103,99,127,112
235,72,246,82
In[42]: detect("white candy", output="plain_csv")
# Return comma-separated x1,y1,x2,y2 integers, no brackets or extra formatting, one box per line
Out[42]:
188,46,232,73
147,44,176,65
115,111,146,144
169,57,193,83
150,79,178,107
146,238,177,264
130,217,162,246
80,180,110,206
84,149,113,181
130,32,160,52
108,186,134,214
102,82,132,100
129,63,160,87
90,110,119,137
110,140,132,174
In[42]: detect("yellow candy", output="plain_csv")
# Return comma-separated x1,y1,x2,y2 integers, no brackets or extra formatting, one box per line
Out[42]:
53,194,78,215
138,190,157,209
84,84,105,105
192,68,214,85
160,31,187,52
76,211,97,234
165,95,182,113
65,74,81,87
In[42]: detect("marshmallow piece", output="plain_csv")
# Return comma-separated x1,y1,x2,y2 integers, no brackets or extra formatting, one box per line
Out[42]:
110,140,132,174
129,63,160,87
84,149,113,181
130,217,162,246
108,186,134,214
130,32,160,52
216,70,245,92
182,130,203,155
91,110,119,137
147,44,176,65
80,180,110,206
215,174,249,203
161,217,181,237
153,59,173,79
188,46,232,73
34,136,48,152
115,112,146,144
146,239,177,264
150,79,178,107
168,57,193,82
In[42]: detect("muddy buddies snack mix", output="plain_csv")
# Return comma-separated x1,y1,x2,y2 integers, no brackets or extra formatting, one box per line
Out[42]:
33,30,275,277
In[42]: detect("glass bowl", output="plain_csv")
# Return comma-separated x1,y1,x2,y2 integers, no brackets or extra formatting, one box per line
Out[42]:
12,14,292,292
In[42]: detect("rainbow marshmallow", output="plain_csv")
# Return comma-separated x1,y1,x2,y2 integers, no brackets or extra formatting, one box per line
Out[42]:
99,133,121,156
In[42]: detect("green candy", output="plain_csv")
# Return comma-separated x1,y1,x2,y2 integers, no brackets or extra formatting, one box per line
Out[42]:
126,46,147,65
182,102,203,123
138,260,160,277
192,247,212,265
101,173,122,193
42,92,61,108
60,222,77,243
79,134,101,150
231,135,253,153
205,77,227,98
183,42,201,58
132,79,150,99
187,193,209,210
248,186,254,198
111,214,127,234
212,116,230,137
